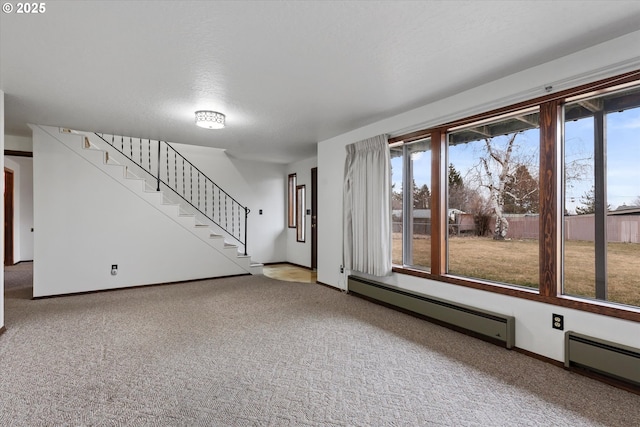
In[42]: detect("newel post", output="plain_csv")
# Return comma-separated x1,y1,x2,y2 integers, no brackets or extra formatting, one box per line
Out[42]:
244,207,249,256
156,141,161,191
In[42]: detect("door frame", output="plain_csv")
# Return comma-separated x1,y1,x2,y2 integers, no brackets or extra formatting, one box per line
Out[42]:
4,167,14,266
311,167,317,270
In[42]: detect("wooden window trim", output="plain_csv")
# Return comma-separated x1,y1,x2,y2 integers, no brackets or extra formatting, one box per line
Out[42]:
538,101,561,299
288,174,296,228
389,69,640,323
389,69,640,145
430,129,446,276
296,185,306,242
392,266,640,322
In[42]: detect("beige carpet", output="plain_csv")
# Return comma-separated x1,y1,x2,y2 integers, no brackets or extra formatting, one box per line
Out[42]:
1,271,639,426
3,261,33,291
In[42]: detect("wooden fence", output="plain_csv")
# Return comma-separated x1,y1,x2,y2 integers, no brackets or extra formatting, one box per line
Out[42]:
396,213,640,243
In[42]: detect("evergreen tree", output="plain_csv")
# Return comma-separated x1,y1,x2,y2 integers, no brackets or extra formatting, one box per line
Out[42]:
448,163,468,211
449,163,463,187
503,164,539,214
575,186,610,214
413,182,430,209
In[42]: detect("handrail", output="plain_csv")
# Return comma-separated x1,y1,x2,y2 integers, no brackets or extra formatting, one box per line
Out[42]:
94,133,249,255
162,141,246,209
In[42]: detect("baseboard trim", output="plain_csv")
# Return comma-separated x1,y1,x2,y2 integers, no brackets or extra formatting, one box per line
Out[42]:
315,280,343,292
514,344,638,395
287,261,313,271
513,347,564,368
264,261,313,271
32,273,251,300
564,363,640,396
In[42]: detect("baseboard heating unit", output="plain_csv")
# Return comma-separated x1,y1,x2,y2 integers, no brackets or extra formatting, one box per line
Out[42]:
565,331,640,387
347,275,515,349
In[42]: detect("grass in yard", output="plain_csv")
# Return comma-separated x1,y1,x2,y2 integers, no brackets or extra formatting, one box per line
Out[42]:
448,237,539,287
392,235,640,307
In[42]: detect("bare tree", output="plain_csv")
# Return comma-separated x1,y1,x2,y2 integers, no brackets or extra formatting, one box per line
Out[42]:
467,132,539,239
468,192,493,236
469,133,518,239
564,140,593,196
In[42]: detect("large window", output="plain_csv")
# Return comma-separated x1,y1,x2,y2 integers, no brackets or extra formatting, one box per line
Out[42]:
391,138,431,269
563,84,640,307
388,70,640,320
447,109,540,288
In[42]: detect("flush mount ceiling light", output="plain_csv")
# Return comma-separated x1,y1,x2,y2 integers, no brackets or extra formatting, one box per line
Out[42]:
195,110,225,129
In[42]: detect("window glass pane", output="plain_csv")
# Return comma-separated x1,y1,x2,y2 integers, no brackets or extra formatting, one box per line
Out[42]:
406,138,431,269
390,138,431,269
288,174,296,228
391,146,404,265
563,85,640,307
447,109,540,288
563,113,595,299
296,185,305,242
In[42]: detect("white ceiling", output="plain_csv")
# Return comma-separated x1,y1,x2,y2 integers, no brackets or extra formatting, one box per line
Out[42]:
2,1,640,163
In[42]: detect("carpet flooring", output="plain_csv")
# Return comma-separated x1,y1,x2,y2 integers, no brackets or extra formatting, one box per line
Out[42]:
1,268,639,426
3,261,33,291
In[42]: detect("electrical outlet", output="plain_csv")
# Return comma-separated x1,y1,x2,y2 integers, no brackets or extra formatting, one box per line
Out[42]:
552,313,564,330
340,265,344,273
111,264,118,276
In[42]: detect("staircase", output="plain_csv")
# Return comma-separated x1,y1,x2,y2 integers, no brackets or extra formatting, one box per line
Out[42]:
59,127,263,275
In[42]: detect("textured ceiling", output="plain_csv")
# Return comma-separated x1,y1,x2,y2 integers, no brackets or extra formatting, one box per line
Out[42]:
2,1,640,163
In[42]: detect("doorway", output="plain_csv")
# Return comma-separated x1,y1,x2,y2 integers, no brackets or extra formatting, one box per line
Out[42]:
4,168,14,266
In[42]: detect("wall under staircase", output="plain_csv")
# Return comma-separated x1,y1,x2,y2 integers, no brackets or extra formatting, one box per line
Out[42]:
32,125,262,297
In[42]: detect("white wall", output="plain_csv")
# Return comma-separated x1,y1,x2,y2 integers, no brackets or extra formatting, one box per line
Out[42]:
4,156,34,262
32,126,251,297
4,134,32,152
166,142,287,264
286,156,317,268
317,31,640,362
1,90,5,330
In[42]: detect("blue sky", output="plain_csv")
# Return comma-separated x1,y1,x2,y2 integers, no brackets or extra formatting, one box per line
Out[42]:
566,108,640,212
392,106,640,214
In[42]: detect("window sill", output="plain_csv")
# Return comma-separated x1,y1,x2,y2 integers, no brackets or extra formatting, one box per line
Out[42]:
392,265,640,322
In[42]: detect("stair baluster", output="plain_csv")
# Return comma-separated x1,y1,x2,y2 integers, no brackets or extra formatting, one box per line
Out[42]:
94,132,250,254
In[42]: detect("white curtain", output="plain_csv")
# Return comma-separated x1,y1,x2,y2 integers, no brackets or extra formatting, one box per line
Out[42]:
343,134,391,276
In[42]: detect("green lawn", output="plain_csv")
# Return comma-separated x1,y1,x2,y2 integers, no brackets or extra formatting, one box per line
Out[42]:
393,234,640,307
